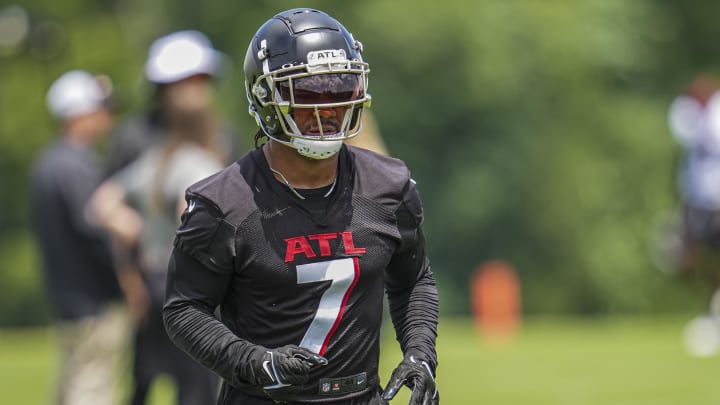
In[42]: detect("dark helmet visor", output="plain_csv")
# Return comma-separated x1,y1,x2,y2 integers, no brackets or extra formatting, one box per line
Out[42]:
278,73,363,105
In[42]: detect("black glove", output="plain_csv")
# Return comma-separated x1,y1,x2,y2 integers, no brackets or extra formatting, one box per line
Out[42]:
382,351,438,405
238,345,327,403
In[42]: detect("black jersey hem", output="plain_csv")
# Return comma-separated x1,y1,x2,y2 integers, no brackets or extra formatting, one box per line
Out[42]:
227,375,380,403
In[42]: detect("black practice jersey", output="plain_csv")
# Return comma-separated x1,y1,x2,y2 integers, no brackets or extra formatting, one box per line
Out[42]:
164,145,439,403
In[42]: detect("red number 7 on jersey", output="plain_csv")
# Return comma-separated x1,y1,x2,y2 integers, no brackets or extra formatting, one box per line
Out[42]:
296,257,360,356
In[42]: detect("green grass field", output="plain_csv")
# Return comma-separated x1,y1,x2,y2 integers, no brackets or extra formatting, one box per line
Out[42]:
1,316,719,404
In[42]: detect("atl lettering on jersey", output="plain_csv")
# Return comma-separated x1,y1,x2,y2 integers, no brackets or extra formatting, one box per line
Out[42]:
284,232,366,263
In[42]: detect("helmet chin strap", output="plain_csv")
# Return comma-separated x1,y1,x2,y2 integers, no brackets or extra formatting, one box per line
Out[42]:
265,132,343,160
290,137,343,159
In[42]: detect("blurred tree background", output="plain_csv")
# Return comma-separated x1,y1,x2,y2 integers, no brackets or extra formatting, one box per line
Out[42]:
2,0,720,326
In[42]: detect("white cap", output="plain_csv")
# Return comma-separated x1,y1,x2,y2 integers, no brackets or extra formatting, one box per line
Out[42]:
46,70,111,119
145,30,221,84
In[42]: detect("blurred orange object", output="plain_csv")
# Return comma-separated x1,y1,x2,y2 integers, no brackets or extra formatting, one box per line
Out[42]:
471,260,522,346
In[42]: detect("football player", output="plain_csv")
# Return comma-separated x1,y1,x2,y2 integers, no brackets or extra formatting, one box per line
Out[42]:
163,8,439,405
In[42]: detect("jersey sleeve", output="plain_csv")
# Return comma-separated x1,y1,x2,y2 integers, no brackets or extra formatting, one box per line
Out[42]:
163,194,265,386
173,194,235,273
384,179,440,371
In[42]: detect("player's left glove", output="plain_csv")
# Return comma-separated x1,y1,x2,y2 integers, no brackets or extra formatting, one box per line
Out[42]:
381,350,438,405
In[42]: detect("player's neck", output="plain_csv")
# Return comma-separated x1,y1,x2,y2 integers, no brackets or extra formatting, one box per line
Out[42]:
264,141,338,189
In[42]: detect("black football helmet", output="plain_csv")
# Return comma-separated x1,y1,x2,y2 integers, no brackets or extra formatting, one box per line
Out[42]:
244,8,371,159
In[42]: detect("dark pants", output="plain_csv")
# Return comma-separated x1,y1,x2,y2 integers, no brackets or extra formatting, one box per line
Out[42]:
131,277,218,405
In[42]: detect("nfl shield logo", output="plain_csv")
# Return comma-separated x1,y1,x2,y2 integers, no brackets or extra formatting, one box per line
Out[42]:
322,382,331,393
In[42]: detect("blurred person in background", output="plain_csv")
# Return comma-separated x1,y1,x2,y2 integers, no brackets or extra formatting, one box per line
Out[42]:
667,75,720,356
107,30,240,176
87,30,233,405
163,8,439,405
667,76,720,281
29,70,129,405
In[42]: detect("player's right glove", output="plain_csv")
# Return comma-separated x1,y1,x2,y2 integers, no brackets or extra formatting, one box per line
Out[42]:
382,350,438,405
236,344,328,403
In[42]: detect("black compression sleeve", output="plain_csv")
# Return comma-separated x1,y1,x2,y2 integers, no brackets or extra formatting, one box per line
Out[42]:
386,248,440,371
384,180,439,371
163,248,267,386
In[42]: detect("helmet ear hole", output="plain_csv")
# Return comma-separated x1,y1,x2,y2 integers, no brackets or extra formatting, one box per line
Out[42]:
253,84,268,101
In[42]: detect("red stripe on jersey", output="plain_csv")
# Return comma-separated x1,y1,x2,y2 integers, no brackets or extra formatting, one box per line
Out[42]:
319,256,361,356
